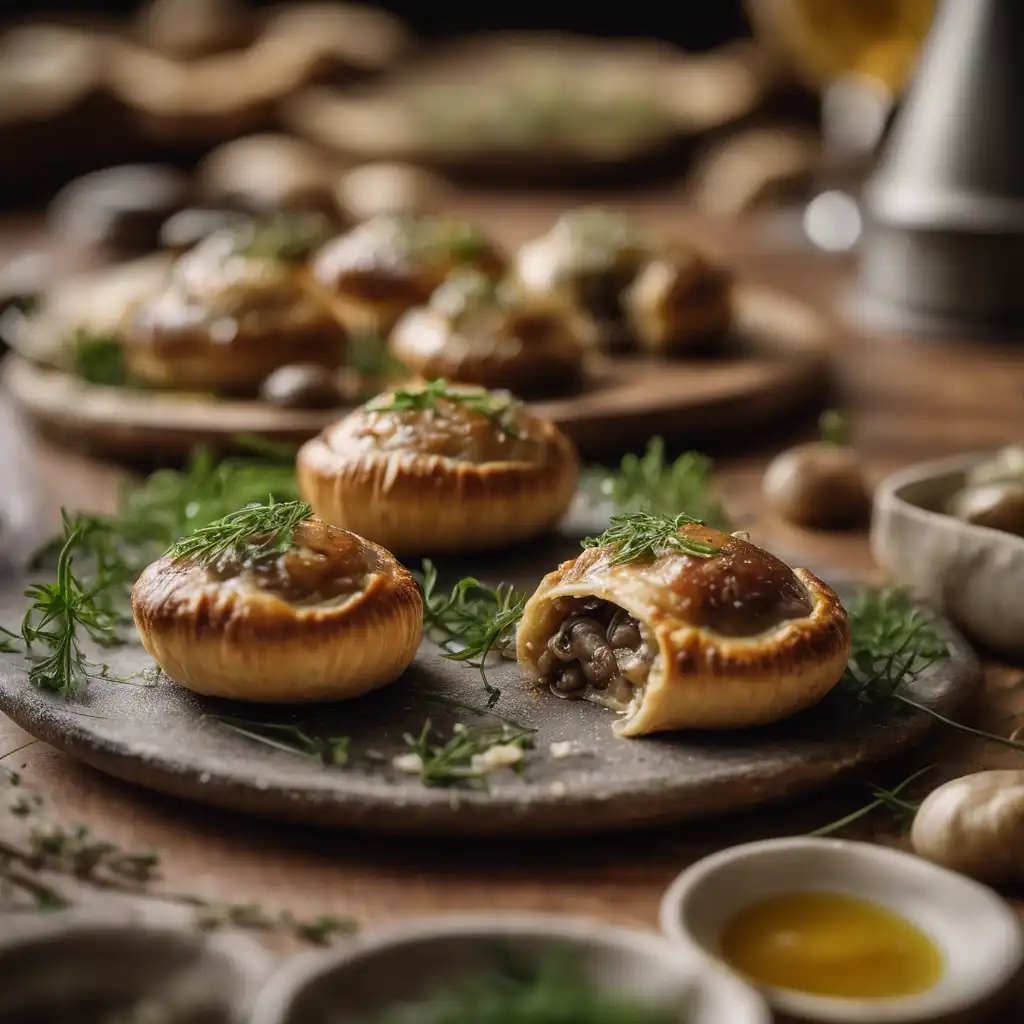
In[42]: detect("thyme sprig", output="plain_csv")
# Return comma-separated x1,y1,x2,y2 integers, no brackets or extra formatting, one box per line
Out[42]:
373,379,522,437
202,715,350,766
582,437,732,527
402,718,536,790
420,560,527,705
810,765,933,838
166,499,311,567
582,511,717,566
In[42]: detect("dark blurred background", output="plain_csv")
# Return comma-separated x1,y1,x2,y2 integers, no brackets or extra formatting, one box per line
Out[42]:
4,1,750,48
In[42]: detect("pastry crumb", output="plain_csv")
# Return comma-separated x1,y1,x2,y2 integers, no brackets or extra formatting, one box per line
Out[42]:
549,740,581,759
392,752,424,774
549,781,568,797
470,743,524,773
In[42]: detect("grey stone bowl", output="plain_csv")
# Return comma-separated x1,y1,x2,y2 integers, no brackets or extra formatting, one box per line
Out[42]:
871,452,1024,659
0,908,271,1023
249,914,770,1024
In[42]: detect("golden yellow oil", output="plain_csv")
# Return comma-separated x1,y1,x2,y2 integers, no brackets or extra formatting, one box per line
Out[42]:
720,892,944,999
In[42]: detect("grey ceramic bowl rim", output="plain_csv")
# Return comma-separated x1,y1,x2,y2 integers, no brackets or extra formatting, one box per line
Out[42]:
872,449,1024,550
249,912,770,1024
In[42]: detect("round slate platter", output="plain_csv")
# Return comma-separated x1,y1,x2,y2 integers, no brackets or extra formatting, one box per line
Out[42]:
0,515,981,837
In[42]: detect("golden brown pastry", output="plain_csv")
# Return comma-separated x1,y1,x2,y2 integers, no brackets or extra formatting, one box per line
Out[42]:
388,269,589,395
517,518,850,737
513,208,731,354
311,214,507,333
132,517,421,701
126,217,345,392
297,380,579,555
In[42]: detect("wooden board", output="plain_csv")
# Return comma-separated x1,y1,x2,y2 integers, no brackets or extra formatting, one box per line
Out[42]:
2,283,830,462
0,512,980,838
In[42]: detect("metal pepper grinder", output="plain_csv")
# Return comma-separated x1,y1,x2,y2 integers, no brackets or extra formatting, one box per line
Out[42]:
856,0,1024,333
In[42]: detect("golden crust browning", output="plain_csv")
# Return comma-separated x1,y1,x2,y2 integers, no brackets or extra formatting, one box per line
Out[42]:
131,520,422,701
517,526,850,736
296,390,579,555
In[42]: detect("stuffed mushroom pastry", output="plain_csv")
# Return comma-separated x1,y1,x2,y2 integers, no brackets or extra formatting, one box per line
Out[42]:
388,268,589,395
132,508,421,701
297,379,579,555
517,514,850,737
311,213,507,333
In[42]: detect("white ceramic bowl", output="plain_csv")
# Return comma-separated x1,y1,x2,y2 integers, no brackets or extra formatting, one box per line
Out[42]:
871,451,1024,659
659,837,1023,1023
250,913,770,1024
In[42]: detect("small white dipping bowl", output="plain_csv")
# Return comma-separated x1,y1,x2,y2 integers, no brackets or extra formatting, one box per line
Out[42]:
659,837,1023,1023
250,913,770,1024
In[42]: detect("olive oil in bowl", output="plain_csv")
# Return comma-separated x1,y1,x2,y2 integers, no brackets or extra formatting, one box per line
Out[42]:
720,892,943,1000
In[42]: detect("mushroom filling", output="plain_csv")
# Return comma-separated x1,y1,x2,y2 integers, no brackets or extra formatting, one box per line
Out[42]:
208,546,367,606
536,599,655,709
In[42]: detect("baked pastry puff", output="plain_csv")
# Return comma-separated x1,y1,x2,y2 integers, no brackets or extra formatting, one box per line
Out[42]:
132,517,422,701
388,268,590,395
311,213,507,334
517,521,850,737
297,380,579,555
126,216,345,392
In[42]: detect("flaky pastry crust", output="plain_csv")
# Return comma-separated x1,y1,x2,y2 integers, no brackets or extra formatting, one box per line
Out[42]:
388,272,588,395
131,519,422,701
516,525,850,737
311,214,507,333
125,229,346,392
297,386,579,555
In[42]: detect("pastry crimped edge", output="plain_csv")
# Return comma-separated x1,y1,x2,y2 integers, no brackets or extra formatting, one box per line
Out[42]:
387,308,586,395
516,559,850,737
131,534,423,702
297,430,580,556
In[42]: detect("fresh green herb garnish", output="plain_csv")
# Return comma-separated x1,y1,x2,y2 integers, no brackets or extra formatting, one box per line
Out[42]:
71,328,126,386
234,212,334,262
202,715,349,766
373,379,521,437
582,511,716,566
165,499,311,567
346,330,410,382
420,560,526,706
819,409,849,446
370,950,681,1024
402,717,536,789
582,437,732,526
810,765,933,838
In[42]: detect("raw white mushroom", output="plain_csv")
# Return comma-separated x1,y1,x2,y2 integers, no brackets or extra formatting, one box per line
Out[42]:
911,770,1024,884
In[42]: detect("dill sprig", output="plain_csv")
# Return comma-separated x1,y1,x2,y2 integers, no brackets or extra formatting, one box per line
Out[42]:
810,765,933,838
582,437,732,527
372,951,681,1024
402,718,536,790
202,715,349,766
17,514,123,697
373,379,522,437
165,499,312,567
582,511,717,566
420,560,526,705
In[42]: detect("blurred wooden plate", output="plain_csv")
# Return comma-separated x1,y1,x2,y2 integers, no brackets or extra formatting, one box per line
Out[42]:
3,282,830,463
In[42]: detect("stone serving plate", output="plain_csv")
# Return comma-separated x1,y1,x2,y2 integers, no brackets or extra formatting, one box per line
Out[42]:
0,907,271,1022
871,452,1024,660
248,914,770,1024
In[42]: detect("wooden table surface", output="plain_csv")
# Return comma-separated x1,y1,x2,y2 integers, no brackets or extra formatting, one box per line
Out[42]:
3,195,1024,1018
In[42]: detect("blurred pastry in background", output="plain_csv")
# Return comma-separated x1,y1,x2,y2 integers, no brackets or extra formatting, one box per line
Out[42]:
513,208,731,354
389,268,589,396
158,207,249,254
196,133,343,221
48,163,194,255
126,218,344,391
133,0,254,59
312,213,507,333
688,125,821,218
336,162,451,222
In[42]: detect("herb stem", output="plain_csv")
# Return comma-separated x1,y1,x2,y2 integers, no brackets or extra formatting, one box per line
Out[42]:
810,765,933,838
895,695,1024,754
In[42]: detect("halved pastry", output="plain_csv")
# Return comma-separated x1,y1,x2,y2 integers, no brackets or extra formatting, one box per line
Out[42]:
517,517,850,737
126,216,345,391
297,380,579,555
311,213,507,334
132,515,422,701
388,268,589,395
513,207,732,354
